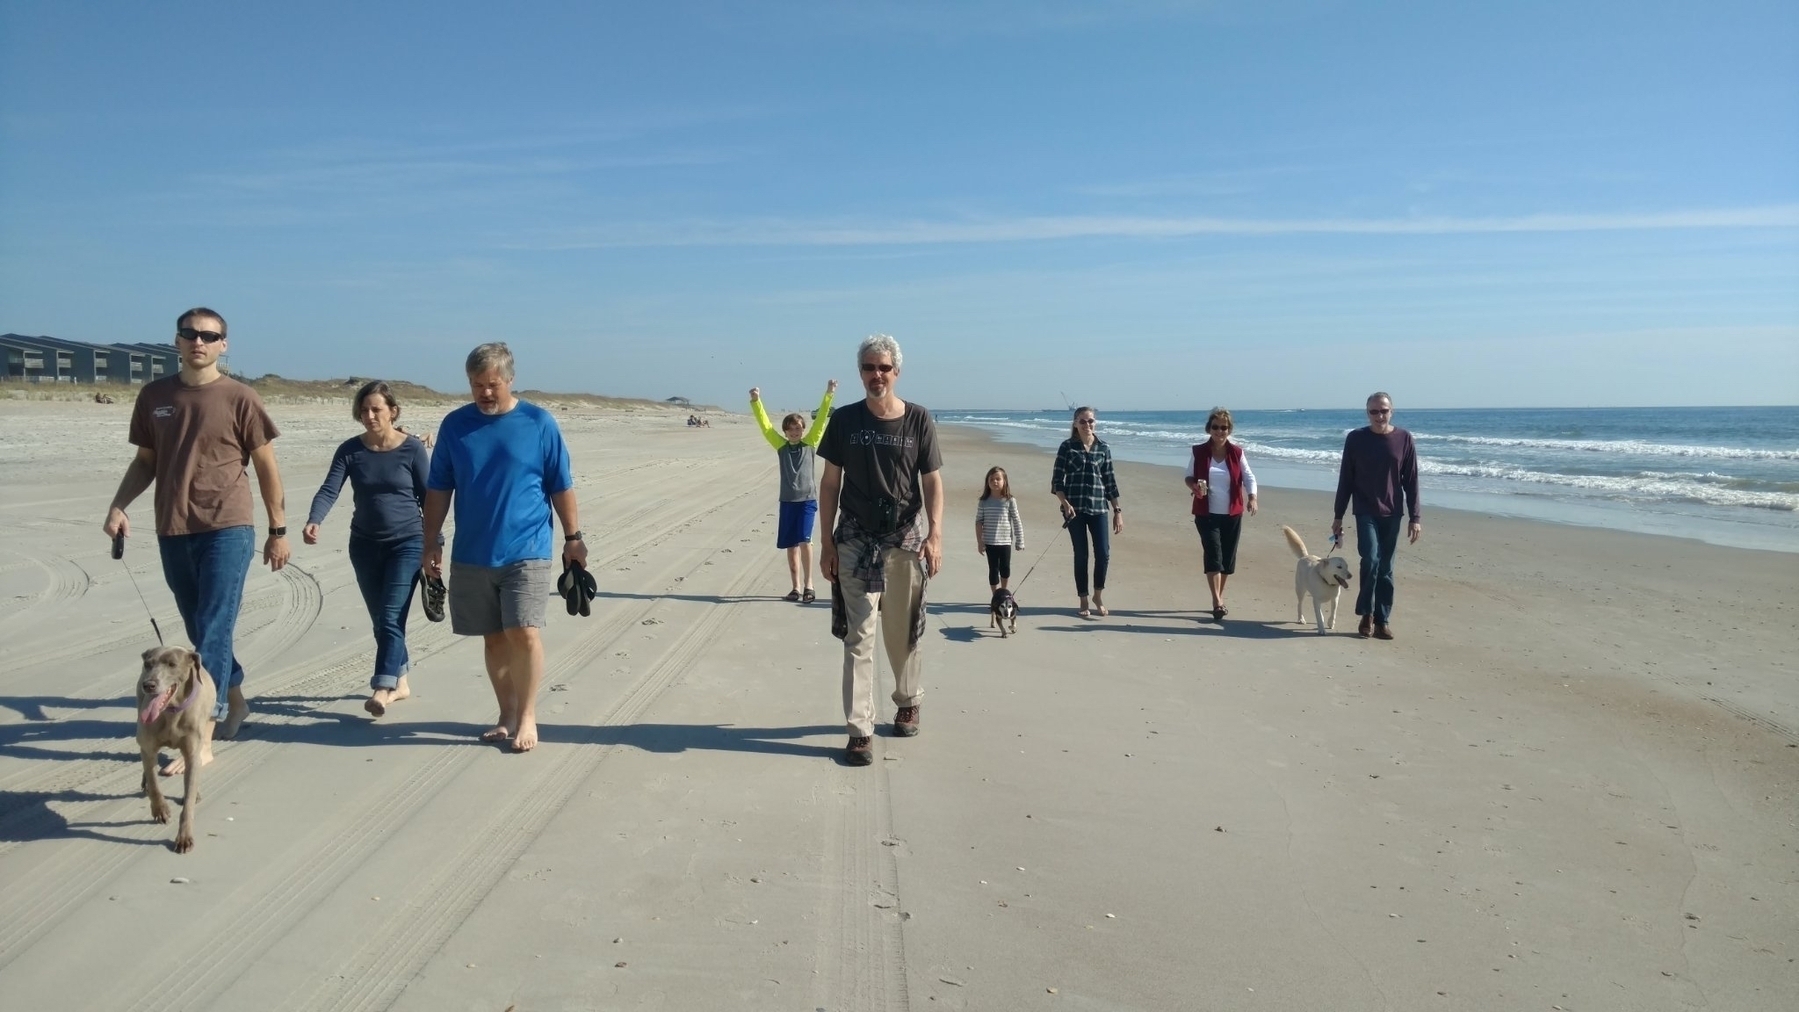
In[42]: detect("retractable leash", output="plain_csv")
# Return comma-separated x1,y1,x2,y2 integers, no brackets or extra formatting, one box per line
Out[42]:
1325,530,1343,558
114,532,165,645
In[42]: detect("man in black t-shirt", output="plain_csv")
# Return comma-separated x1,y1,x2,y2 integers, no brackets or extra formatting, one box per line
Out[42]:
817,334,944,767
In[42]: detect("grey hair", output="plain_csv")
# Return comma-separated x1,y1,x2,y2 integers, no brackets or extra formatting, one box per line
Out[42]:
857,333,902,370
1366,391,1392,407
465,342,515,380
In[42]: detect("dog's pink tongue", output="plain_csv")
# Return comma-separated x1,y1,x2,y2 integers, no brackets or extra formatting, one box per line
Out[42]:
140,690,171,725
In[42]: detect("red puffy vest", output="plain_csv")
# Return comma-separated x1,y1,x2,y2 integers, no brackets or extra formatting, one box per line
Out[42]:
1190,441,1245,517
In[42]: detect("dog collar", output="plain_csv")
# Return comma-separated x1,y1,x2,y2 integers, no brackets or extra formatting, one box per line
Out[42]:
165,677,201,716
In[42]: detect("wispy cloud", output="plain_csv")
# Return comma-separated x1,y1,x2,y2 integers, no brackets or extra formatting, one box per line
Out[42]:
513,205,1799,250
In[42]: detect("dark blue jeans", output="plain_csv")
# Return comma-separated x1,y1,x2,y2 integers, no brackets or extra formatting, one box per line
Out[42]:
1354,512,1405,624
348,533,422,690
1066,511,1111,597
158,525,255,721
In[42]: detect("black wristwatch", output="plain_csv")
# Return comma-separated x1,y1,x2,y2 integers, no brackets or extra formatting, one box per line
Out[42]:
564,531,584,542
269,526,288,537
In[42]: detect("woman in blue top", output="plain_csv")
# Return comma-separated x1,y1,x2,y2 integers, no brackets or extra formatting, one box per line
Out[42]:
303,380,431,718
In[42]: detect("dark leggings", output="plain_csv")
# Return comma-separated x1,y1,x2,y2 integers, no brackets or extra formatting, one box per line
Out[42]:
984,544,1012,587
1067,511,1110,597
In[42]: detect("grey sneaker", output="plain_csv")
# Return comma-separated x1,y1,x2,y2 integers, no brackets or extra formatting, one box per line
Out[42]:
893,706,920,737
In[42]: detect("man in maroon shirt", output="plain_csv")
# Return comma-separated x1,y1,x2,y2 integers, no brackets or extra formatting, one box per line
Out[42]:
1331,392,1422,640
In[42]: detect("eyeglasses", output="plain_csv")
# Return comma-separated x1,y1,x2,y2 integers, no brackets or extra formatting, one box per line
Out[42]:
1367,408,1391,415
859,363,894,374
177,328,225,344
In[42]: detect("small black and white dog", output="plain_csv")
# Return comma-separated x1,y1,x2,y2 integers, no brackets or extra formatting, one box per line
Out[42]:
989,588,1019,638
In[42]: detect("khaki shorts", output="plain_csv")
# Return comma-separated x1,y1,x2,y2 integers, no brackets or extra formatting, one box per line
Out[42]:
448,559,553,635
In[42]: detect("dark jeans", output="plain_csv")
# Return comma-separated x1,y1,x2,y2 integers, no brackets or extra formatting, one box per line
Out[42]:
1066,511,1110,597
158,525,255,721
1354,512,1405,624
984,544,1012,587
349,533,422,690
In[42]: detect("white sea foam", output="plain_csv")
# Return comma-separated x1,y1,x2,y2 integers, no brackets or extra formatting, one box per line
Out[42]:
1412,432,1799,461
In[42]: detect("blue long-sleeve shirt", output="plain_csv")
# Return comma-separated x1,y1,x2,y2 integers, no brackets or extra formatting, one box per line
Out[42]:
307,435,431,542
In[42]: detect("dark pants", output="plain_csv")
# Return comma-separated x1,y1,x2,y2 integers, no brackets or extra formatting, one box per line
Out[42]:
1193,513,1242,574
1354,513,1405,624
984,544,1012,587
1067,511,1110,597
158,525,255,721
349,533,423,690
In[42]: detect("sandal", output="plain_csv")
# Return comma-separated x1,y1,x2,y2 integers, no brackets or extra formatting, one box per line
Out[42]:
783,590,802,602
1212,606,1225,622
801,588,817,604
421,571,447,623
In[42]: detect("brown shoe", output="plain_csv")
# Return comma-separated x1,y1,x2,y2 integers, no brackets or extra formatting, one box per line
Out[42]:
1357,614,1373,638
1373,623,1394,640
893,706,920,737
845,735,873,765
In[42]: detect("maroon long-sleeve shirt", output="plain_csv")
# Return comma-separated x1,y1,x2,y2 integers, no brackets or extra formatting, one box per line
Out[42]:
1333,426,1421,522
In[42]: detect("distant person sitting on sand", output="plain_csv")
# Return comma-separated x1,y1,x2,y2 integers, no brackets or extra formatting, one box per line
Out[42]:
975,466,1024,593
818,334,942,766
102,306,288,774
750,379,837,602
1332,391,1422,640
1052,406,1122,619
1186,407,1258,622
302,380,431,718
422,342,585,752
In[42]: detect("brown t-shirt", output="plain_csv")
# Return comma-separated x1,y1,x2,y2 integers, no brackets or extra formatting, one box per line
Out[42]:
128,375,280,536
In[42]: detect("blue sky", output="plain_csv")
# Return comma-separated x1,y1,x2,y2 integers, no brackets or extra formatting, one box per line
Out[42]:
2,0,1794,410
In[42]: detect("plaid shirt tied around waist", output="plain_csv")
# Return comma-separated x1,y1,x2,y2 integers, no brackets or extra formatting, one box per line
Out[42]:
829,510,930,648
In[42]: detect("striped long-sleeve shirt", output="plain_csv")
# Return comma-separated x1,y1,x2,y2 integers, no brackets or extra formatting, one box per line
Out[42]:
1051,438,1120,516
975,496,1025,548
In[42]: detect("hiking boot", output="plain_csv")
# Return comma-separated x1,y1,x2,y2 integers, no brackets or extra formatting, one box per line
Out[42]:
893,706,920,737
845,735,873,766
1373,623,1394,641
1357,614,1372,638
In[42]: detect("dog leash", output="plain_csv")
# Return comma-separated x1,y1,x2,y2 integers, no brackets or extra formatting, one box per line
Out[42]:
114,532,165,646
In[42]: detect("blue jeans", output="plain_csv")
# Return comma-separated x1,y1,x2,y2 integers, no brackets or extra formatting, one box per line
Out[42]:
158,526,256,721
1354,513,1405,624
1066,511,1111,597
348,534,422,690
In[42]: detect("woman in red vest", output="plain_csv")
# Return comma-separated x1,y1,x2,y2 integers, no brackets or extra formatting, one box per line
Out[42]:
1185,407,1258,622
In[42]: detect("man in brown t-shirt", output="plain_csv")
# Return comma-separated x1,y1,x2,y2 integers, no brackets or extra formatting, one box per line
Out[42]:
103,307,290,774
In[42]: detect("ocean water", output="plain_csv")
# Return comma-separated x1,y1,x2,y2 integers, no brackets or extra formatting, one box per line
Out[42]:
934,406,1799,554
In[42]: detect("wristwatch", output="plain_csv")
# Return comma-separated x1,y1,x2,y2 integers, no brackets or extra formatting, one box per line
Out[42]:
269,526,288,537
564,531,584,542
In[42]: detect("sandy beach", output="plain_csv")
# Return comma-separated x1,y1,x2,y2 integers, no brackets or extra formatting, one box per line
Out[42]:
0,395,1794,1012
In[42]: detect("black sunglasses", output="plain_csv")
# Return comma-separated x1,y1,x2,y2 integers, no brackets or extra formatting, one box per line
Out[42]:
177,327,226,344
1207,424,1230,431
859,363,895,374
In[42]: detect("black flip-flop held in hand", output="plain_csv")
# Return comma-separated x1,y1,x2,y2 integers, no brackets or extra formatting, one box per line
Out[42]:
421,571,447,623
558,559,597,617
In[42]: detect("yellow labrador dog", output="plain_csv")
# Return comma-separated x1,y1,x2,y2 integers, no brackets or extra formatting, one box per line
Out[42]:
1283,526,1353,634
136,646,214,853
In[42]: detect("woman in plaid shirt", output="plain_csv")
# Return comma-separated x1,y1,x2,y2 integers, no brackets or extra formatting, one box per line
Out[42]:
1051,406,1122,618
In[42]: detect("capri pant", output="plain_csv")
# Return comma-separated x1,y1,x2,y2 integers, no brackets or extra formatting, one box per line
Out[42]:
1194,514,1242,575
984,544,1012,587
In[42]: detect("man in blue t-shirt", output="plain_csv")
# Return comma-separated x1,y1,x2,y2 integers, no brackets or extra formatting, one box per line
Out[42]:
423,342,585,752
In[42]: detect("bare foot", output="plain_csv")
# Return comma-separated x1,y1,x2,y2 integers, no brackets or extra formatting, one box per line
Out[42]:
511,717,539,753
160,747,214,777
479,724,512,743
365,690,392,717
217,694,250,740
1077,596,1091,619
389,676,412,703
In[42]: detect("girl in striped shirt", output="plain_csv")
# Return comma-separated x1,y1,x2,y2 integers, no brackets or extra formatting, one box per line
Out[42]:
975,466,1025,593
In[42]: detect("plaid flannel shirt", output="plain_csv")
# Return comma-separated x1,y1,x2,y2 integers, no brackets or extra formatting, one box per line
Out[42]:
1052,438,1120,516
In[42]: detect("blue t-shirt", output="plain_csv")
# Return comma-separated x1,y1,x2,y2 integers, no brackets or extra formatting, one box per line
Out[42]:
427,400,574,567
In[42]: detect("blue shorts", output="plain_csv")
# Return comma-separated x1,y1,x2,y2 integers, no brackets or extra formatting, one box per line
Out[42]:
777,499,818,549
